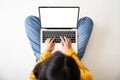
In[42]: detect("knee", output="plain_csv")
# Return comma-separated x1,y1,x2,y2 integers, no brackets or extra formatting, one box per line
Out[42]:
78,17,94,29
83,17,93,24
24,15,40,28
24,15,36,23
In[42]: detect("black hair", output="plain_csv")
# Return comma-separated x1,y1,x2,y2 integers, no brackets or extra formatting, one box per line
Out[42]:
33,51,80,80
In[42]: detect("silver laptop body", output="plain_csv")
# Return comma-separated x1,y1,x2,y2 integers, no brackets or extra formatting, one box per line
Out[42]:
39,6,80,53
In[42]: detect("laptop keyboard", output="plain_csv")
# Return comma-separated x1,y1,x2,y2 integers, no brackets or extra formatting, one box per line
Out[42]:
42,31,76,43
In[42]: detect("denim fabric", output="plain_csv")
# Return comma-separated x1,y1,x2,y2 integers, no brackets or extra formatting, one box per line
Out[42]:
77,17,93,59
24,15,93,61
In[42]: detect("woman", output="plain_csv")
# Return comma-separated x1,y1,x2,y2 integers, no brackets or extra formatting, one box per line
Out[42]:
24,15,93,80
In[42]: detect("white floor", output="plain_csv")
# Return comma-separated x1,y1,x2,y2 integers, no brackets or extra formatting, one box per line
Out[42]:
0,0,120,80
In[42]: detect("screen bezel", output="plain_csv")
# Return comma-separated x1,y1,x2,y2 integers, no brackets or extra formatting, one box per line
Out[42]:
38,6,80,29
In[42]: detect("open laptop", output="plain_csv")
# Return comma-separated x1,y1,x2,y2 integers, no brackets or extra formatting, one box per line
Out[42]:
38,6,80,53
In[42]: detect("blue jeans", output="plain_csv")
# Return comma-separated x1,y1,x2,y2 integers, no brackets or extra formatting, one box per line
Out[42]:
24,15,93,61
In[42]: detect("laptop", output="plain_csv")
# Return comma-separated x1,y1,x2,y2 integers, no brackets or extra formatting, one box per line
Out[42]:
38,6,80,53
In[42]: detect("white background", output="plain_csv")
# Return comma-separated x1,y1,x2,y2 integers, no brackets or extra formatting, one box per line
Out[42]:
0,0,120,80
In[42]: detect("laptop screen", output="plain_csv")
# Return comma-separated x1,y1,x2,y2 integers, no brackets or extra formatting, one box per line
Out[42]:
39,7,79,28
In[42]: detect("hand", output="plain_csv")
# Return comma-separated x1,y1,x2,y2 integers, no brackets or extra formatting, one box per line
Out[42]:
60,36,72,52
44,38,55,52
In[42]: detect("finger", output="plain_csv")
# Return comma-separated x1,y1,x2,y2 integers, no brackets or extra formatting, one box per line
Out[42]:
69,39,71,43
52,40,55,46
50,38,55,43
67,37,71,42
66,37,69,41
64,36,67,42
45,38,50,43
60,36,64,46
51,43,55,49
49,38,55,43
52,42,55,46
60,36,65,42
61,40,64,46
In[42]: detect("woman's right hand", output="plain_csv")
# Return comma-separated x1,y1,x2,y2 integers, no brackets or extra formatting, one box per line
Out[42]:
44,38,55,52
60,36,72,52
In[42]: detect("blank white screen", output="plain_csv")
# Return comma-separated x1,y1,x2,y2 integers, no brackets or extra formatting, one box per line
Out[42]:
39,7,79,28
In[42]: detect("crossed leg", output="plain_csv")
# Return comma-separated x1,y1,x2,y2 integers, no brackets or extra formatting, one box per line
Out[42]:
77,17,93,59
24,15,93,61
